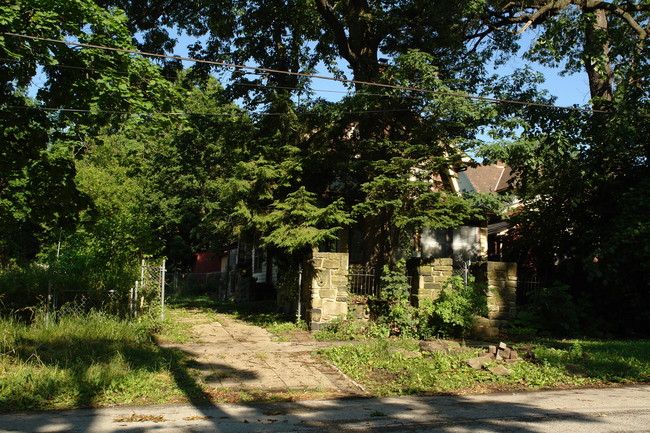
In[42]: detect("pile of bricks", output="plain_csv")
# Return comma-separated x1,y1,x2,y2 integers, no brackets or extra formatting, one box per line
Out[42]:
479,342,522,362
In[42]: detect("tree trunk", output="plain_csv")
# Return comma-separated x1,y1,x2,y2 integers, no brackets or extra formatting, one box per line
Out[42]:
583,7,614,110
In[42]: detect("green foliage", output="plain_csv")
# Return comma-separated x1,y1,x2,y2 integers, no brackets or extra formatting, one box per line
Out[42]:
478,1,650,334
319,338,650,397
257,187,353,254
371,263,417,338
0,0,180,266
509,284,582,337
0,312,189,411
314,316,369,341
0,97,87,265
426,276,489,339
366,267,487,340
0,265,50,317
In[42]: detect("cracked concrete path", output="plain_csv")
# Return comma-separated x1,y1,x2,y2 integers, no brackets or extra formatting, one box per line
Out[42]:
157,312,365,395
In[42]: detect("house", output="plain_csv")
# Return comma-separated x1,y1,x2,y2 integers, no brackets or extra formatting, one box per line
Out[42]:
416,161,515,263
206,161,516,301
459,161,516,261
191,251,224,274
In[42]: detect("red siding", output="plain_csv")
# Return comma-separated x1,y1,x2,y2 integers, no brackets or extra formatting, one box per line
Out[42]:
192,251,222,273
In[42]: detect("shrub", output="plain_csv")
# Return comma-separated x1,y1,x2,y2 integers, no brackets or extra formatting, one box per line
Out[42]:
0,265,50,318
370,263,419,338
509,283,582,337
314,316,367,340
425,276,488,338
363,266,489,340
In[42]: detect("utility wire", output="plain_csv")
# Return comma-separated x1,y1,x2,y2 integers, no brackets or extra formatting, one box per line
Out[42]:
0,57,378,99
3,104,411,117
2,32,649,118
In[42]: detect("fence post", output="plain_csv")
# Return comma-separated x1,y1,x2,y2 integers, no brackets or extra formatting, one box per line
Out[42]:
130,284,134,318
297,263,302,323
134,281,139,318
140,259,146,290
46,281,53,327
463,260,470,286
160,260,166,320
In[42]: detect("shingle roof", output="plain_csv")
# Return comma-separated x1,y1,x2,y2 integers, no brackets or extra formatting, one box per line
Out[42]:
462,163,513,193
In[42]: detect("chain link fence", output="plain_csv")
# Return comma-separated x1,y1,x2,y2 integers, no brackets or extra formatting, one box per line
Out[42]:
169,271,228,298
131,259,166,319
46,259,166,323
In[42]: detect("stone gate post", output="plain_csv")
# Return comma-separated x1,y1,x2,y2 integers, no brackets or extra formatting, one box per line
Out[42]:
305,251,349,331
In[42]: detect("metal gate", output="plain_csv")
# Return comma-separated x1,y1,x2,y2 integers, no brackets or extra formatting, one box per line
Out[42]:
131,259,166,319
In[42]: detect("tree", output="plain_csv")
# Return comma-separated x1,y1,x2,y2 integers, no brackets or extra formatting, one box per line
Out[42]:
257,187,353,254
477,1,650,333
142,74,254,268
0,93,87,264
480,0,649,110
100,0,507,268
0,0,178,265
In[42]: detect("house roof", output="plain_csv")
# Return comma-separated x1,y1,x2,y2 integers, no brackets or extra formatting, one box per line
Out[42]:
460,163,513,193
488,221,511,235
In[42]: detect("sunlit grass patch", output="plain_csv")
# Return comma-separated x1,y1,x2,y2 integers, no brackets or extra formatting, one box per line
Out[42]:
0,312,192,411
318,338,650,397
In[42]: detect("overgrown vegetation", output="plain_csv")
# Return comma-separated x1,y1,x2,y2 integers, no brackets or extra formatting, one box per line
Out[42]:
0,312,190,411
316,270,487,341
1,297,649,412
1,0,648,335
318,339,650,396
508,283,585,338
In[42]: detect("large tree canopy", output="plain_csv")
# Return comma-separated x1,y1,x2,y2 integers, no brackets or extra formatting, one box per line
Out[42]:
92,0,513,266
478,0,650,333
2,0,648,332
481,0,650,110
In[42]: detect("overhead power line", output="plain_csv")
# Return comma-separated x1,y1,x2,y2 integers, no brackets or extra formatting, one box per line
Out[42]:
0,57,380,99
2,32,648,118
3,104,411,117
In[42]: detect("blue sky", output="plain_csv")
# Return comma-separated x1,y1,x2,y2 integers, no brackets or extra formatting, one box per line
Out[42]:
169,30,591,110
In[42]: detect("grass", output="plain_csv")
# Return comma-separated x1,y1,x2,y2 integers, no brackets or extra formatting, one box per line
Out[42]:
317,339,650,396
0,312,200,411
0,297,312,412
2,296,649,411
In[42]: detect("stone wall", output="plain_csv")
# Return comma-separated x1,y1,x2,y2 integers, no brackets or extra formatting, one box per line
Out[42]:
306,251,349,331
412,258,453,304
472,261,518,338
411,259,518,337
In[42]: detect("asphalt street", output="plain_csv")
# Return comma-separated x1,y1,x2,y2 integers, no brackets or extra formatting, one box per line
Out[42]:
1,385,648,432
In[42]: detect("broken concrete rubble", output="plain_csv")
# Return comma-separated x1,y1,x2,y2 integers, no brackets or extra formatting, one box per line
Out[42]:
465,342,522,376
480,342,523,363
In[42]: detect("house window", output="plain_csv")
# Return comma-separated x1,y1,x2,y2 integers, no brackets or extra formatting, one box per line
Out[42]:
253,248,265,273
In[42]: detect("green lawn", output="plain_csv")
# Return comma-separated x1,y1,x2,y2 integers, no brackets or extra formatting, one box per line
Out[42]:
1,298,649,411
318,339,650,396
0,311,206,411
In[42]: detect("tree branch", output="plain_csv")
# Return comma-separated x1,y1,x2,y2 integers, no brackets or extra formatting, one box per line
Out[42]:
314,0,355,65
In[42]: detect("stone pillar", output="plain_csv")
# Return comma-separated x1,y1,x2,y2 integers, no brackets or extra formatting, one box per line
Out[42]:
306,251,349,331
472,261,517,338
412,258,453,305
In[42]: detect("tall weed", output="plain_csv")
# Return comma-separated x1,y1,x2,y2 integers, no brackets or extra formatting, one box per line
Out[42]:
0,312,186,411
